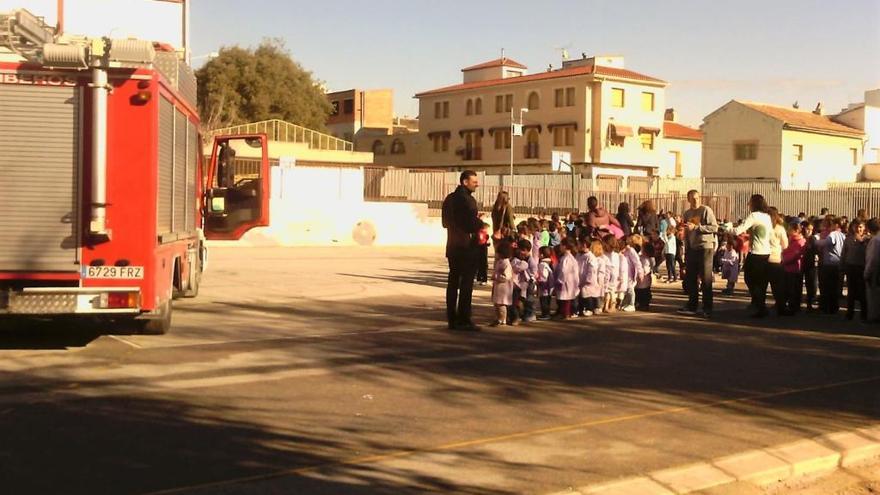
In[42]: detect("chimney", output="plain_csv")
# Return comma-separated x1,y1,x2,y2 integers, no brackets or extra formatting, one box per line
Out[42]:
664,108,676,122
813,102,823,115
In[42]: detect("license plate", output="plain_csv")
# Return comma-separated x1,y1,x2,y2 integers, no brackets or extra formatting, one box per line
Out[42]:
82,266,144,280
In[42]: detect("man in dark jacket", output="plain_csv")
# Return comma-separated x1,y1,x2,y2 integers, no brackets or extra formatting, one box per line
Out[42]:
442,171,483,331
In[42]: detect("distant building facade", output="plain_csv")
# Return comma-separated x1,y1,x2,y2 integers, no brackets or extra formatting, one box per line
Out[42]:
661,108,702,179
326,88,394,142
702,100,865,189
378,54,673,182
833,88,880,179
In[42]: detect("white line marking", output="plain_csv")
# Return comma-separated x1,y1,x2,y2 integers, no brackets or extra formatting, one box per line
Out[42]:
107,335,143,349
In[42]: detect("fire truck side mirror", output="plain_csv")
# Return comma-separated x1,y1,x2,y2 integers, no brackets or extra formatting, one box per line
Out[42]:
206,189,227,216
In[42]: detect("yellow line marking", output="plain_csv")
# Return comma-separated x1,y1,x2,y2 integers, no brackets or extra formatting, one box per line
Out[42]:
143,373,880,495
107,335,143,349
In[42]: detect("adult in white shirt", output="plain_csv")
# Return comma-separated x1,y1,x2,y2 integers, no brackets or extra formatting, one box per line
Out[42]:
734,194,773,318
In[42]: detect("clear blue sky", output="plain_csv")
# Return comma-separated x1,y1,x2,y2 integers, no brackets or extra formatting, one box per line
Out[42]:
6,0,880,126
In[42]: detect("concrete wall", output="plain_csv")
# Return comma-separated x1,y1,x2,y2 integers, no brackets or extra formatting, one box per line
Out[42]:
660,137,702,178
702,101,783,180
211,166,445,247
780,129,862,188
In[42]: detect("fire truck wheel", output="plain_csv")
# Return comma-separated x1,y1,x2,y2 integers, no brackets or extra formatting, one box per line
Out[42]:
183,259,201,298
138,299,172,335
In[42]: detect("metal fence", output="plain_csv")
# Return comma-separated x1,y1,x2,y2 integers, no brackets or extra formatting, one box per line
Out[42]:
207,119,354,151
362,168,880,221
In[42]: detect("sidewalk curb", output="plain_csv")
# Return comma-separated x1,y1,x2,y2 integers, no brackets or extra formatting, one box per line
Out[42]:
548,424,880,495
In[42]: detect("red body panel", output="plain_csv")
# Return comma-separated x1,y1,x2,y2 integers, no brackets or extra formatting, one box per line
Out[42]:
0,62,203,312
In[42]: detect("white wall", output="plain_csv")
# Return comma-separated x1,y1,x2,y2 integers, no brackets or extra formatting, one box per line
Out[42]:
212,167,445,247
660,138,702,178
780,130,862,188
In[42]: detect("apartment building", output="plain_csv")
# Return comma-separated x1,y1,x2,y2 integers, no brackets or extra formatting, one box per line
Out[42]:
702,100,865,189
401,54,669,182
326,88,394,142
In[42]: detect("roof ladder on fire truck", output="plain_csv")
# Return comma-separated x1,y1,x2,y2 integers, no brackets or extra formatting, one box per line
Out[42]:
0,9,56,59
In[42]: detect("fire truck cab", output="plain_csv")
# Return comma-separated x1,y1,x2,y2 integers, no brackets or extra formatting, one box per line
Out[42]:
0,9,269,334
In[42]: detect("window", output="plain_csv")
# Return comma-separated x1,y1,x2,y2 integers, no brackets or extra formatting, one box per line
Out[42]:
611,88,625,108
372,140,385,155
475,98,483,115
391,139,406,155
496,94,513,113
524,129,540,158
494,129,511,150
553,126,575,146
555,88,575,107
432,134,449,153
793,144,803,162
527,91,540,110
641,92,655,111
639,132,654,150
851,148,859,165
670,150,682,177
330,101,340,116
734,142,758,160
434,101,449,119
466,99,473,116
463,132,481,161
343,98,354,114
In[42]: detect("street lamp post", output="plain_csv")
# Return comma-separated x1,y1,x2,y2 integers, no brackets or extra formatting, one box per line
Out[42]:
510,107,529,201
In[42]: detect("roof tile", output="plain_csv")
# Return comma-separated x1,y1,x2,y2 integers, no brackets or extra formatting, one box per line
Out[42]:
739,102,863,137
461,57,528,71
417,64,665,97
664,121,702,140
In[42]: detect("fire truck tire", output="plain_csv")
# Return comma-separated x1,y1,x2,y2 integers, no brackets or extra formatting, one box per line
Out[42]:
138,299,172,335
182,258,201,298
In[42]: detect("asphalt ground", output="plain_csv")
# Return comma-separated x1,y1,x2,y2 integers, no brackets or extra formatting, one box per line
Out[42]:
0,246,878,495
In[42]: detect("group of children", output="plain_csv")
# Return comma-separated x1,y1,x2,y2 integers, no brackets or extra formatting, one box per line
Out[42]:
489,220,656,326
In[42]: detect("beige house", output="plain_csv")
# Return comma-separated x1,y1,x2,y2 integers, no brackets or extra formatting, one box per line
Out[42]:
702,101,865,189
833,88,880,179
326,88,394,142
377,55,670,182
660,109,702,178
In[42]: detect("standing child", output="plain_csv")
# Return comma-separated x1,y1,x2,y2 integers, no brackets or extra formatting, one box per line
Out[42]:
536,246,554,320
781,223,806,315
636,242,655,310
614,236,630,310
491,241,514,326
576,239,592,317
603,237,620,313
621,235,645,312
476,222,490,286
586,240,606,314
511,240,536,324
720,237,740,295
554,239,580,319
660,224,678,283
549,222,562,247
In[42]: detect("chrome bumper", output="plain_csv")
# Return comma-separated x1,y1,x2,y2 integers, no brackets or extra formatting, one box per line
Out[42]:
0,287,141,315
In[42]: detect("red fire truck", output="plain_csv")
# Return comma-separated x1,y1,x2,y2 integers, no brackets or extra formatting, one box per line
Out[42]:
0,9,270,334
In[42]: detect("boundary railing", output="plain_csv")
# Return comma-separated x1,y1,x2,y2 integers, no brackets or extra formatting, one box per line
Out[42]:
207,119,353,151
